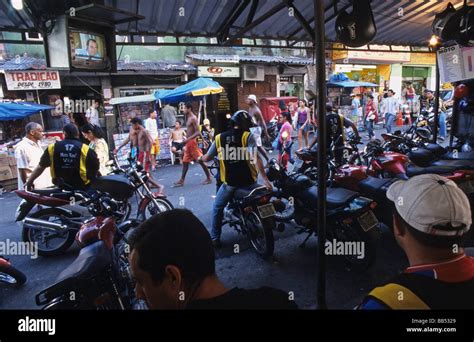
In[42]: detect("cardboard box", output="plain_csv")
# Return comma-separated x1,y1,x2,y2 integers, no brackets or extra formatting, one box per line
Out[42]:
0,152,8,166
8,156,16,166
0,166,13,181
9,165,17,179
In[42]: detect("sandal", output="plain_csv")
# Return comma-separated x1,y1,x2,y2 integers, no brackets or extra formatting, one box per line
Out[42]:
201,178,212,185
173,181,185,187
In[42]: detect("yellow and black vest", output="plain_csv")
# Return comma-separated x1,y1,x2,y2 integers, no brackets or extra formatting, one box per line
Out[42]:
48,139,94,189
215,130,258,187
365,273,474,309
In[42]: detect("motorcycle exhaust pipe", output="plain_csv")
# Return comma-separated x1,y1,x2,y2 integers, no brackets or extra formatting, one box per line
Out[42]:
23,217,67,232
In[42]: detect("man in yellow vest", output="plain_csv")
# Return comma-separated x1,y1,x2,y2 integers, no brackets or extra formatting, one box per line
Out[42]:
25,124,99,191
199,110,272,247
358,174,473,309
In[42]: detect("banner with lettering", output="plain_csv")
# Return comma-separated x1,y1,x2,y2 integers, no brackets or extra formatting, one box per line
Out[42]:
5,71,61,90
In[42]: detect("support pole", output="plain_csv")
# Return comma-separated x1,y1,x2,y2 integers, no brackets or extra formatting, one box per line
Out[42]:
433,47,440,143
314,0,327,310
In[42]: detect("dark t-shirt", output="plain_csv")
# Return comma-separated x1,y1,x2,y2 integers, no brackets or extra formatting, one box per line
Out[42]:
186,287,298,310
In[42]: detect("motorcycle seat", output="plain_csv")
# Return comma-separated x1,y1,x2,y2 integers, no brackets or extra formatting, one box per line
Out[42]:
431,159,474,170
406,164,458,177
234,183,268,201
32,188,75,199
303,186,359,209
55,241,112,284
358,177,397,200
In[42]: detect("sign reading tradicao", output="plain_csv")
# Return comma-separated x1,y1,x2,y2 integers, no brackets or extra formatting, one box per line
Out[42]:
4,71,61,90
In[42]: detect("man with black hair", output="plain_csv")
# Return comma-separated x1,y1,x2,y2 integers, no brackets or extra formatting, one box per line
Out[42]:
359,174,473,309
129,209,298,309
310,104,359,165
25,123,99,190
173,103,212,187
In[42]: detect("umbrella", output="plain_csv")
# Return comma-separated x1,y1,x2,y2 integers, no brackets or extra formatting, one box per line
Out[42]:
155,77,224,104
0,102,54,121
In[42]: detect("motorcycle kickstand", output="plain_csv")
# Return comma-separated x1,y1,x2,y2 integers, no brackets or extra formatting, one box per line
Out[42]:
299,231,314,249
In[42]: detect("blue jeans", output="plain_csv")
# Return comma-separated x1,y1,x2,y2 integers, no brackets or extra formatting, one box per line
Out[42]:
366,120,375,139
211,182,257,240
439,111,447,139
385,113,396,133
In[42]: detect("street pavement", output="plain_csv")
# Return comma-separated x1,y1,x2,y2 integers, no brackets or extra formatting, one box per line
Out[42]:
0,127,415,309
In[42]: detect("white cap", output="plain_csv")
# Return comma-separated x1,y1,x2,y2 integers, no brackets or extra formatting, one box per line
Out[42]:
387,174,472,237
248,94,257,102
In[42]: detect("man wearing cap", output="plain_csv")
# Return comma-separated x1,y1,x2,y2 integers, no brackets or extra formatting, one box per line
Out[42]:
421,89,447,142
358,174,473,309
247,94,268,146
381,89,399,133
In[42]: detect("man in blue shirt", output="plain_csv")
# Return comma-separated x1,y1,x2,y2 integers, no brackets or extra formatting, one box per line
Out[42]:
75,39,101,59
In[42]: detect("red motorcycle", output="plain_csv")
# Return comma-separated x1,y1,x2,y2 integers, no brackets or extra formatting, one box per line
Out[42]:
35,187,144,310
0,256,26,287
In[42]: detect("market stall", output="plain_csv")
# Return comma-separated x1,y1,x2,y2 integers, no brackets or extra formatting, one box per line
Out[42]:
0,102,55,191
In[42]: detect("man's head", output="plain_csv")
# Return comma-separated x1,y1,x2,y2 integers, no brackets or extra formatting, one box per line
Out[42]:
174,120,181,129
203,118,210,127
86,39,98,56
130,117,143,130
128,209,216,309
387,174,472,253
25,122,43,142
63,123,80,140
246,94,257,106
230,110,254,131
387,89,395,97
424,89,434,99
183,103,193,115
326,103,334,113
93,100,99,109
367,94,374,102
150,110,157,119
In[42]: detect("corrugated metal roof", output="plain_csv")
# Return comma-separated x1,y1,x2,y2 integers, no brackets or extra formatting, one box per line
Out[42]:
116,60,196,72
0,0,467,46
0,57,195,72
0,56,47,70
187,54,312,65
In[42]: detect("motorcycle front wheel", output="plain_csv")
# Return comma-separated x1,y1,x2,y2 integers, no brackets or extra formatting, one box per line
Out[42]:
22,208,77,257
138,197,174,221
244,212,275,258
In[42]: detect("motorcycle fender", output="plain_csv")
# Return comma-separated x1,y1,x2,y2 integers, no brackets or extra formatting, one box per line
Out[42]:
0,257,11,267
15,200,36,222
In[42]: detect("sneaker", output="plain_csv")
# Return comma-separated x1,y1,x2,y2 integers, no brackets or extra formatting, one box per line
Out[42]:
212,239,222,248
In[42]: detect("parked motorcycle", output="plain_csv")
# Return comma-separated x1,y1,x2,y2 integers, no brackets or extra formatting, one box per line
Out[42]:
35,189,144,310
267,157,380,269
0,256,26,287
208,159,276,258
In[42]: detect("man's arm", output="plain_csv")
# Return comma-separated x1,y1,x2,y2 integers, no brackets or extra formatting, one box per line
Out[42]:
200,141,218,163
114,135,130,153
24,165,46,190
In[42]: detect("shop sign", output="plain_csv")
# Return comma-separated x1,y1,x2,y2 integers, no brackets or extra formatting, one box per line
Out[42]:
347,50,410,63
5,71,61,90
438,45,463,83
197,66,240,78
462,46,474,79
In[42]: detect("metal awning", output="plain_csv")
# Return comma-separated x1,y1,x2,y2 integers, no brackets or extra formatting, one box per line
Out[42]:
109,93,156,105
0,0,466,47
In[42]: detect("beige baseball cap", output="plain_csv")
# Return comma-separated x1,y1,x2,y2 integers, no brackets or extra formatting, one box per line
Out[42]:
248,94,257,102
387,174,472,237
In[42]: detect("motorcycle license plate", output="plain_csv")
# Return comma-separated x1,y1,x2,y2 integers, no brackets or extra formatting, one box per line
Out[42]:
357,210,378,232
257,203,276,219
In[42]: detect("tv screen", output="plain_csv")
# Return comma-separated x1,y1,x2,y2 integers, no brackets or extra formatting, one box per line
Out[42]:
69,29,109,70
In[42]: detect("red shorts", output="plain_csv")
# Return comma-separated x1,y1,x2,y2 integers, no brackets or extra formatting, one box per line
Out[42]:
138,151,152,172
183,139,202,163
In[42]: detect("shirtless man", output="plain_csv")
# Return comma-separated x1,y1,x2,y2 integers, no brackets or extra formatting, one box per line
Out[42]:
115,117,163,191
170,120,186,153
247,94,268,145
173,103,212,187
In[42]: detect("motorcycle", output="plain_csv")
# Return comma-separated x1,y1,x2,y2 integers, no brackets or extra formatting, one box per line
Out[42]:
35,188,144,310
17,159,173,256
267,157,380,270
208,159,276,258
0,256,26,287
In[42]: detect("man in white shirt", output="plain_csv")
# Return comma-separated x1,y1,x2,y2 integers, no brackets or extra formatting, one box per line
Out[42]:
15,122,52,190
86,100,100,126
381,89,399,133
144,110,159,171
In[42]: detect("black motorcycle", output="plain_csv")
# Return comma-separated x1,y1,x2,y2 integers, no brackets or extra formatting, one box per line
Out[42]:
208,159,276,258
267,158,380,270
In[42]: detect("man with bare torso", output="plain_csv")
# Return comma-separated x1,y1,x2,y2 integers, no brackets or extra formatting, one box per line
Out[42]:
169,120,186,163
115,117,163,190
173,103,212,187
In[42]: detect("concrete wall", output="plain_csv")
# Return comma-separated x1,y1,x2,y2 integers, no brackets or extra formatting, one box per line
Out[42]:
389,64,403,99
